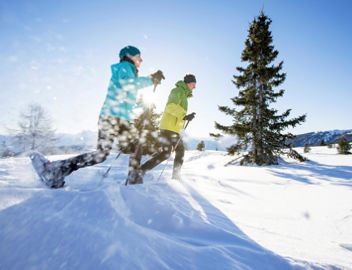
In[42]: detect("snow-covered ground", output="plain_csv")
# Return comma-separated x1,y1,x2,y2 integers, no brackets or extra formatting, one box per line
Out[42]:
0,147,351,269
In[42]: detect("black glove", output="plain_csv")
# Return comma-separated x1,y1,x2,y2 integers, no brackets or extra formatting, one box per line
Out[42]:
183,112,196,121
150,70,165,85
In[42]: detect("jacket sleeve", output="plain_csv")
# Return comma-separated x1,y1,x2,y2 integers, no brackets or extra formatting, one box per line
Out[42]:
117,66,153,91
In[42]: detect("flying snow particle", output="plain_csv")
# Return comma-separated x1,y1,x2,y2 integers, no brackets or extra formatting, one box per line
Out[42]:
302,211,311,219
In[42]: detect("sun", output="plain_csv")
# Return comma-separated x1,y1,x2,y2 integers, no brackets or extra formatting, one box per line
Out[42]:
137,87,163,109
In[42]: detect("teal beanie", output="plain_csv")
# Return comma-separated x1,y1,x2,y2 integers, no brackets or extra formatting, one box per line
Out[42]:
119,45,141,59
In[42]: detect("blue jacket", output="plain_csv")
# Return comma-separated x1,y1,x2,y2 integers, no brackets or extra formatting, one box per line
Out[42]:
100,61,153,122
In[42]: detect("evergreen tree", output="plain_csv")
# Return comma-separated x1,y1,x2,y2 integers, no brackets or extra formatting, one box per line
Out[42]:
303,144,311,153
319,139,326,146
214,12,306,165
337,136,351,154
196,140,205,151
130,100,161,155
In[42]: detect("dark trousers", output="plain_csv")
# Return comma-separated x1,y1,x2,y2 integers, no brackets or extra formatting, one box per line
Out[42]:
140,129,185,175
56,116,138,178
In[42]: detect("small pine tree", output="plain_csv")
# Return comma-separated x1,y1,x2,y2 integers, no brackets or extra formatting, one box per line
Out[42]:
319,139,326,146
214,12,306,165
196,140,205,151
131,100,161,155
303,144,311,153
337,136,351,154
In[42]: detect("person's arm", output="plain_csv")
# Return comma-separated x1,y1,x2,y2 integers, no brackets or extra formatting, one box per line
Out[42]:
117,66,153,91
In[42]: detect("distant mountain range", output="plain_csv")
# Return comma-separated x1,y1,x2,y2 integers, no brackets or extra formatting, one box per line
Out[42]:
181,129,352,149
287,129,352,147
1,129,351,154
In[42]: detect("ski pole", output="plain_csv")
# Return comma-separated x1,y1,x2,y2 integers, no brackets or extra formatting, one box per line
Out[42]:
156,120,191,182
171,120,191,152
102,151,122,178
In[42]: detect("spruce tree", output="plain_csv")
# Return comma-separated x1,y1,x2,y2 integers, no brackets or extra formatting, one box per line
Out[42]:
337,136,351,154
319,139,326,146
132,101,161,155
214,12,306,165
196,141,205,151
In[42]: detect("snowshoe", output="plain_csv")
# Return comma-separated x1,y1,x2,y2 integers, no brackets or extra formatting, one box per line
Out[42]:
30,151,65,189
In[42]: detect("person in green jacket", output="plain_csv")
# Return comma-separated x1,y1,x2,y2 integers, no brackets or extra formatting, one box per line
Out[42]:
128,74,196,184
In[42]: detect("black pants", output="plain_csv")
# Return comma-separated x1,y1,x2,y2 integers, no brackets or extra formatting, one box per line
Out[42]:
139,129,185,175
56,116,138,178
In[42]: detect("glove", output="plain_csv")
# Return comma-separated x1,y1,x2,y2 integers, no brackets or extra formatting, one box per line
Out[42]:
150,70,165,85
183,112,196,121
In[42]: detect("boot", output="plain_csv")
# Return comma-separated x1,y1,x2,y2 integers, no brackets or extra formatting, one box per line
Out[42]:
171,168,181,180
127,169,144,185
43,161,67,188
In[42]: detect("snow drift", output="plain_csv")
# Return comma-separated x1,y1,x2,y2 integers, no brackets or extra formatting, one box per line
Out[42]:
0,147,351,269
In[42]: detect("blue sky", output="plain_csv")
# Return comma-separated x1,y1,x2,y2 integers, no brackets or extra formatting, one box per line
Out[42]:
0,0,351,138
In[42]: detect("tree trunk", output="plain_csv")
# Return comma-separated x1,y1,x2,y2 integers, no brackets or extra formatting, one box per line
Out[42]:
256,80,265,165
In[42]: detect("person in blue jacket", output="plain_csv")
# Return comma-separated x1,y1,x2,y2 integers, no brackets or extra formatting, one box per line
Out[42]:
42,45,164,187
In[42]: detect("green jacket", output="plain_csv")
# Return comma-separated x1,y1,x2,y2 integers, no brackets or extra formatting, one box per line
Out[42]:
159,81,192,134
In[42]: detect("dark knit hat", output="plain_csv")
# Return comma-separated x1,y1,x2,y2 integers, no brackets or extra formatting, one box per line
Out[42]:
119,45,141,59
184,74,196,84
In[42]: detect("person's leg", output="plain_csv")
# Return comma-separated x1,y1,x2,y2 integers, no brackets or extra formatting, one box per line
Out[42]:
140,130,176,173
127,153,143,184
48,117,118,179
124,121,149,184
172,139,185,180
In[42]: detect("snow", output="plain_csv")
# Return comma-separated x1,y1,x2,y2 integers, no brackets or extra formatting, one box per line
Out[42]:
0,147,351,269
